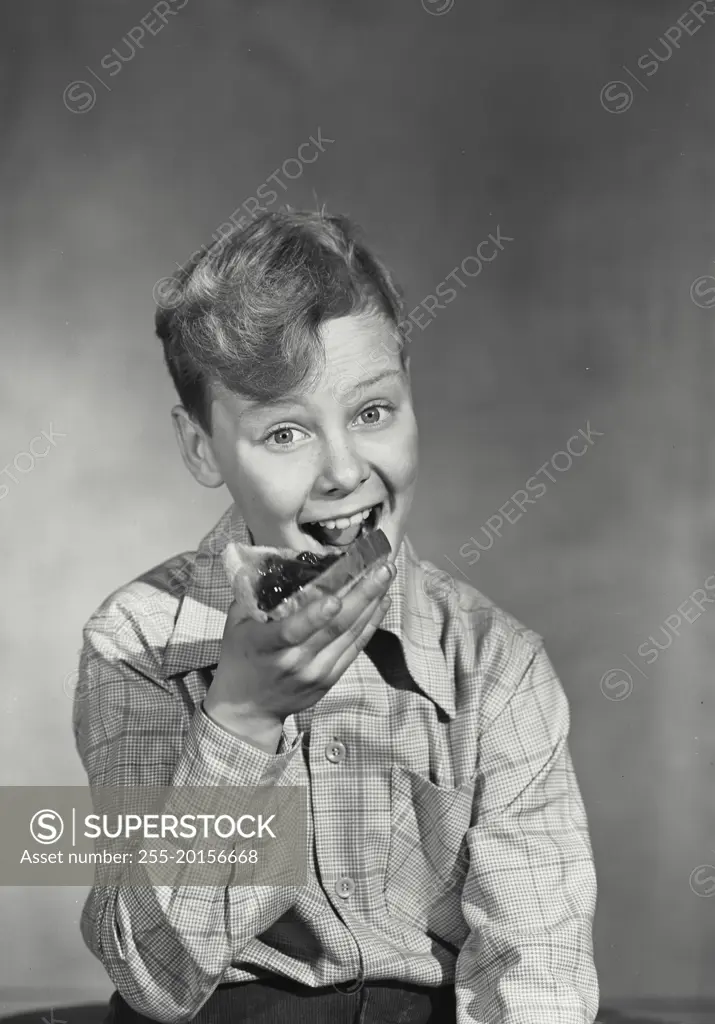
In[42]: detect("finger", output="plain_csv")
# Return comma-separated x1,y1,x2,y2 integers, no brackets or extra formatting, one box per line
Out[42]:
292,576,387,660
307,581,390,666
251,559,392,653
274,590,343,648
338,592,391,662
311,554,389,603
313,561,393,641
312,594,392,683
327,597,391,681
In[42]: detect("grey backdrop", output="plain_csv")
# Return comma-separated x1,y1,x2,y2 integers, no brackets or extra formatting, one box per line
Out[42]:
1,0,714,1016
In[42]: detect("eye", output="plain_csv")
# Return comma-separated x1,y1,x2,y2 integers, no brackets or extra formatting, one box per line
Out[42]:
356,402,394,427
265,424,309,449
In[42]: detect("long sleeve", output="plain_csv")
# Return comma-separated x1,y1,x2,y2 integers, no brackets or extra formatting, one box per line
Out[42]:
73,612,304,1024
455,642,599,1024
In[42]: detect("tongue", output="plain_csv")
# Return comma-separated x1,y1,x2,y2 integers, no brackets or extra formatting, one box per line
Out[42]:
319,520,364,547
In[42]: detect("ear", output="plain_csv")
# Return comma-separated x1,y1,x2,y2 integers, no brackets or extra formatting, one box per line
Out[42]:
171,405,224,488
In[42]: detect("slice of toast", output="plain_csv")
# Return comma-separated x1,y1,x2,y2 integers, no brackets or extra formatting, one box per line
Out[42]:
221,529,391,622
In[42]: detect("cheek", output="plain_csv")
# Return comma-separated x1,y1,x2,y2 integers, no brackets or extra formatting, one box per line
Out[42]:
391,417,419,487
372,421,418,493
237,456,312,521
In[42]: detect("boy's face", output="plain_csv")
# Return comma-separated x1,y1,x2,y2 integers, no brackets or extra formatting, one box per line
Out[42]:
199,312,418,559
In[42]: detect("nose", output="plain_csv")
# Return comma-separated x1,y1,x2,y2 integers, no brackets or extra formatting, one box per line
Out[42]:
313,434,370,496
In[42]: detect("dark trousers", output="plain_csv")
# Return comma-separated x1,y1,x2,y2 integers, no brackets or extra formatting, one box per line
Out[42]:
105,976,456,1024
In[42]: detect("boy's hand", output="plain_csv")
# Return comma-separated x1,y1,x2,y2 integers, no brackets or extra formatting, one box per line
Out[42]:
203,559,394,748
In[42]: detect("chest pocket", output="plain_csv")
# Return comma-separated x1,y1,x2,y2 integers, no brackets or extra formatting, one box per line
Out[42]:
382,763,474,946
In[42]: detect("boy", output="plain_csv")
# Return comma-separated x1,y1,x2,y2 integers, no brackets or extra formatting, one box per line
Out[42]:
73,209,599,1024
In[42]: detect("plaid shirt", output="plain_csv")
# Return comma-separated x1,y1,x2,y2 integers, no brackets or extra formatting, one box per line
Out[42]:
73,505,599,1024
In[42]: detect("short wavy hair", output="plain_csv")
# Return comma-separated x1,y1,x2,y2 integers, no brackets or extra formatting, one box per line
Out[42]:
154,208,407,433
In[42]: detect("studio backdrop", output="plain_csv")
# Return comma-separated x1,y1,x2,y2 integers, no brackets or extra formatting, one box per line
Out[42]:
1,0,713,1015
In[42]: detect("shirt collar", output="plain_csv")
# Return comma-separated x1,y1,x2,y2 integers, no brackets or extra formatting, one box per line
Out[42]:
161,505,455,719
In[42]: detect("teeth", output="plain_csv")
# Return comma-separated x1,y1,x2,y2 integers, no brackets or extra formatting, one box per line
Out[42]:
314,505,377,530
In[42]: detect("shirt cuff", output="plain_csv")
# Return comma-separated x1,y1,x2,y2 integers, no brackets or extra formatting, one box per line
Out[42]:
170,702,304,788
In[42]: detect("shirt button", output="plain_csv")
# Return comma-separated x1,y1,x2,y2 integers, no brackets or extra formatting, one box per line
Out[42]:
325,740,346,763
335,875,355,899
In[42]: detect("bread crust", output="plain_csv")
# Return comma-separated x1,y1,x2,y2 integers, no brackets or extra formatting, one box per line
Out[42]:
221,530,391,622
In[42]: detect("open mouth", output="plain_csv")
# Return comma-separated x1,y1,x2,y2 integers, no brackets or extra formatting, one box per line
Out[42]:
300,502,383,549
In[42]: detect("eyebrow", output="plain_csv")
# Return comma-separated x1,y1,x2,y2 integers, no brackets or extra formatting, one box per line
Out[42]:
238,368,404,421
350,369,403,390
